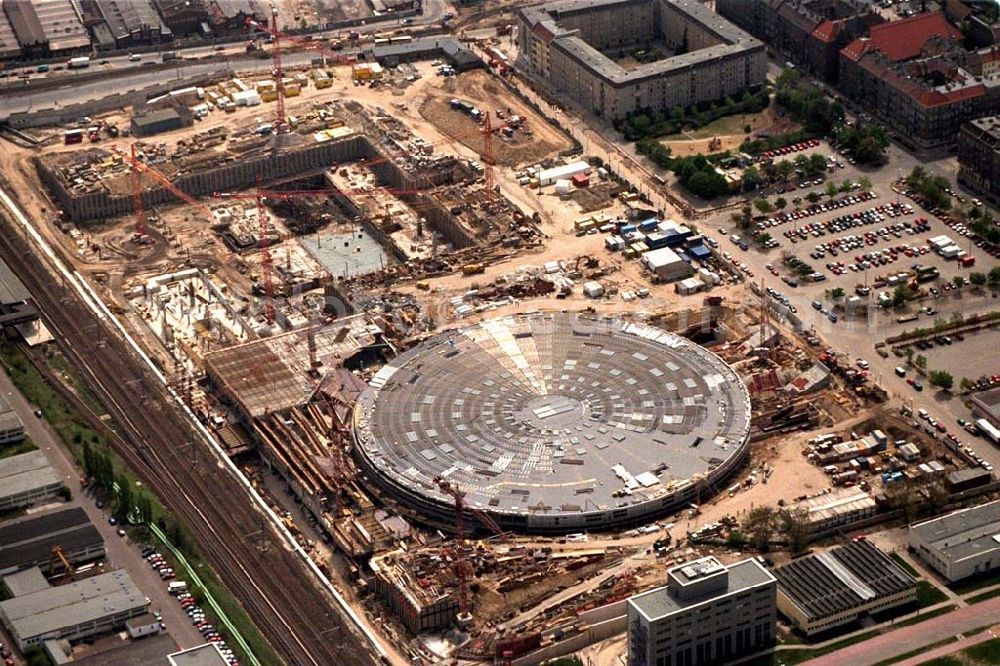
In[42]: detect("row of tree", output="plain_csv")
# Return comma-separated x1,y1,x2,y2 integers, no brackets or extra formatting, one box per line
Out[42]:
81,441,154,524
616,89,771,141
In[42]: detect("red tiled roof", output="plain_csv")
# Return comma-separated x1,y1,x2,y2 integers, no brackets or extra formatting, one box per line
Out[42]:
841,11,961,62
918,84,986,107
812,19,839,44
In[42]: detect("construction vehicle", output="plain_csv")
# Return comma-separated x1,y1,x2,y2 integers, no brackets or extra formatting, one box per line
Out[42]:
703,295,724,306
462,263,485,276
47,546,75,580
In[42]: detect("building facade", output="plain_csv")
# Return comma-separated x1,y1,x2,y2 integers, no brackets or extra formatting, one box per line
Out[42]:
0,570,148,649
627,557,777,666
716,0,881,82
909,499,1000,583
957,116,1000,204
0,450,62,512
838,12,1000,149
516,0,767,120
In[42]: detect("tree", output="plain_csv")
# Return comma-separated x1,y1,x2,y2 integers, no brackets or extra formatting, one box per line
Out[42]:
806,191,821,204
915,354,927,370
970,272,987,287
886,481,921,525
960,377,973,392
893,285,908,306
840,178,854,193
905,346,914,365
951,310,964,325
825,181,838,199
830,287,845,301
952,275,964,289
774,197,787,210
745,506,778,553
754,197,773,214
808,154,827,177
742,165,762,191
929,369,954,391
780,507,810,555
735,205,753,230
776,160,795,181
115,474,133,521
989,266,1000,288
858,175,872,190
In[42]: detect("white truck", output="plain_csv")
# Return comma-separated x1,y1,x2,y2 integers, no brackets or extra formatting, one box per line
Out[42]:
68,56,91,69
975,418,1000,445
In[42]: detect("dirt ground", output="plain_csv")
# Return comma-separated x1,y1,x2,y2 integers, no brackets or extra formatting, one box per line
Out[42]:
660,106,800,157
418,70,575,167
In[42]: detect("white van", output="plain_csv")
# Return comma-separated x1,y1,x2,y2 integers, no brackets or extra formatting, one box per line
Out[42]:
167,581,188,594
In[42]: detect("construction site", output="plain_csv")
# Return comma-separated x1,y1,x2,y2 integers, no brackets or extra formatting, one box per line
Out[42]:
1,10,997,666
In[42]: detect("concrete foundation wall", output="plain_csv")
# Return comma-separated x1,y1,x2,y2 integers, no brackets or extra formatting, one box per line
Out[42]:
38,134,375,223
512,613,627,666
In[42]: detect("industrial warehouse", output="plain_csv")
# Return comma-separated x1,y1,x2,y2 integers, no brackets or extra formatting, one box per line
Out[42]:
771,540,917,636
353,312,752,533
909,499,1000,583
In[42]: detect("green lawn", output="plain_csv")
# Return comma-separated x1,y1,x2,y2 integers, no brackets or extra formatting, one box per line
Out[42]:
965,637,1000,663
916,580,949,608
894,605,958,628
0,436,36,460
890,552,919,577
967,587,1000,604
922,657,963,666
0,341,281,666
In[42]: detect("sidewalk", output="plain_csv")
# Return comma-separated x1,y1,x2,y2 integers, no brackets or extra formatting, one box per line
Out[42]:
801,596,1000,665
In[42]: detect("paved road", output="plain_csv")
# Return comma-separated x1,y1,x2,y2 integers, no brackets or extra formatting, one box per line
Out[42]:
897,624,998,666
0,365,203,651
801,596,1000,665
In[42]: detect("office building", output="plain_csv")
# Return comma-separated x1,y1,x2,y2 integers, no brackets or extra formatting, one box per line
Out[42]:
516,0,766,120
0,450,63,512
168,642,231,666
627,556,777,666
909,499,1000,583
772,539,915,635
0,507,104,575
0,569,148,649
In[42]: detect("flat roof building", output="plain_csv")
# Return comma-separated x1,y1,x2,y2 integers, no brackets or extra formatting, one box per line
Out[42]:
969,384,1000,427
641,247,690,283
627,556,777,666
130,107,194,138
516,0,766,120
0,507,104,575
909,499,1000,583
0,393,24,445
168,642,231,666
772,539,916,636
0,569,148,649
0,450,63,512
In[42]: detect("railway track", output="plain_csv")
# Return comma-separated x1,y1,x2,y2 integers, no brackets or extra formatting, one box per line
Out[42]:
0,209,375,664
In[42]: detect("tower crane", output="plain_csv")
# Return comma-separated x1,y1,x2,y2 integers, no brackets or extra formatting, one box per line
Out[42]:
433,476,474,627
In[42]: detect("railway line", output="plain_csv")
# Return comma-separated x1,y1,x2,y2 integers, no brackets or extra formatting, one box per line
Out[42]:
0,201,377,665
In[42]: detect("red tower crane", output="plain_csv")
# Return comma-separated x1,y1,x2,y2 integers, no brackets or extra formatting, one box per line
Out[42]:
433,476,473,626
112,144,215,218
